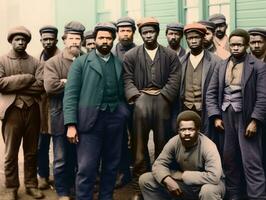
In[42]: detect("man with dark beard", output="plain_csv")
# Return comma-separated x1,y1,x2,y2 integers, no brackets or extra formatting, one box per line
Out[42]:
198,20,216,53
248,28,266,62
209,13,230,59
112,16,137,188
166,22,186,59
44,21,85,200
112,16,136,60
63,22,129,200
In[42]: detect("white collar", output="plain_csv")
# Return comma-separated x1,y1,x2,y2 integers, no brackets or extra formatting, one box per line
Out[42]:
189,50,204,69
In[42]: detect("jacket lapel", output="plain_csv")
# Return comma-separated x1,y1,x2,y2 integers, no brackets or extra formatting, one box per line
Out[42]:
201,50,211,93
241,54,254,89
113,55,122,81
88,51,103,77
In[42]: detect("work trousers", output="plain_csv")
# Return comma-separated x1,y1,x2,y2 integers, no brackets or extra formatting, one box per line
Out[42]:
139,172,225,200
75,104,129,200
2,103,40,189
222,105,266,199
132,94,171,186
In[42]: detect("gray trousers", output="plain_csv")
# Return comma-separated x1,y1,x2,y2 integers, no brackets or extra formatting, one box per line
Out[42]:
222,106,266,199
132,94,171,180
139,172,225,200
2,103,40,189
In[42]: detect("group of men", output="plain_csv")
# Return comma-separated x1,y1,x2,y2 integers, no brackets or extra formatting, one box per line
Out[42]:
0,12,266,200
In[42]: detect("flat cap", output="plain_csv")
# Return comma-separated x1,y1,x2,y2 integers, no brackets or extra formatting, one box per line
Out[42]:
7,26,31,43
248,28,266,37
39,25,58,36
84,30,94,39
229,28,250,44
116,17,136,30
64,21,85,35
166,22,184,32
208,13,226,25
198,20,216,32
184,22,207,35
137,17,159,30
94,22,117,39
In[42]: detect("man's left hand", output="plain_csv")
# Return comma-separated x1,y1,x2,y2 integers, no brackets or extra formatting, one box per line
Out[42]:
245,120,257,138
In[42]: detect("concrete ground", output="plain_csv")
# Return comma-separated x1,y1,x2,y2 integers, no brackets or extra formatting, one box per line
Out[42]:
0,120,154,200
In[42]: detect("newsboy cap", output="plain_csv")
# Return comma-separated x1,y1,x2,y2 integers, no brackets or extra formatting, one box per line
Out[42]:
208,13,226,25
7,26,31,43
94,22,117,39
184,22,207,35
116,16,136,31
166,22,184,32
137,17,160,32
198,20,216,32
64,21,85,35
84,30,94,39
229,29,250,44
39,25,58,36
248,28,266,38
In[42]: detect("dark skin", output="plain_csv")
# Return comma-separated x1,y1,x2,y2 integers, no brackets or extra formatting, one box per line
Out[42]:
185,31,204,56
140,26,159,50
40,32,58,57
163,120,199,198
11,35,28,55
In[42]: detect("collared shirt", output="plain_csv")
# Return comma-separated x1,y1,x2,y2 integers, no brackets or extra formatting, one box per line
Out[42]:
145,46,158,61
189,50,204,69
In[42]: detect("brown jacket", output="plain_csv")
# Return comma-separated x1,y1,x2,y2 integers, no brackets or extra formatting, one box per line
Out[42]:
39,47,61,133
0,50,44,120
44,49,75,135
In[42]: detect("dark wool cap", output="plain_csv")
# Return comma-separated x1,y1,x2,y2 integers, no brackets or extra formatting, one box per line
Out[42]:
248,28,266,38
64,21,85,35
84,30,94,39
7,26,31,43
176,110,201,130
208,13,226,25
229,29,250,44
39,25,58,36
166,22,184,32
94,22,117,39
184,22,207,35
198,20,216,32
116,16,136,31
137,17,160,32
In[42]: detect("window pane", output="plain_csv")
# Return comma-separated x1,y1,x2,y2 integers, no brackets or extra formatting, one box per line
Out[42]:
186,0,198,7
186,8,199,23
209,0,219,4
97,12,110,22
209,5,220,15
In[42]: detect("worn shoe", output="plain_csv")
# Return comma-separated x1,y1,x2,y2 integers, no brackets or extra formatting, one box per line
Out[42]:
58,196,71,200
26,187,44,199
38,177,50,190
3,188,17,200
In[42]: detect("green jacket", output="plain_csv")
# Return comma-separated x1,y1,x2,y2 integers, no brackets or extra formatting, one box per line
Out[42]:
63,50,126,132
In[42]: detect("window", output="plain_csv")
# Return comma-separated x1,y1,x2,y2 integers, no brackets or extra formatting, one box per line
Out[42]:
96,0,111,22
184,0,199,24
